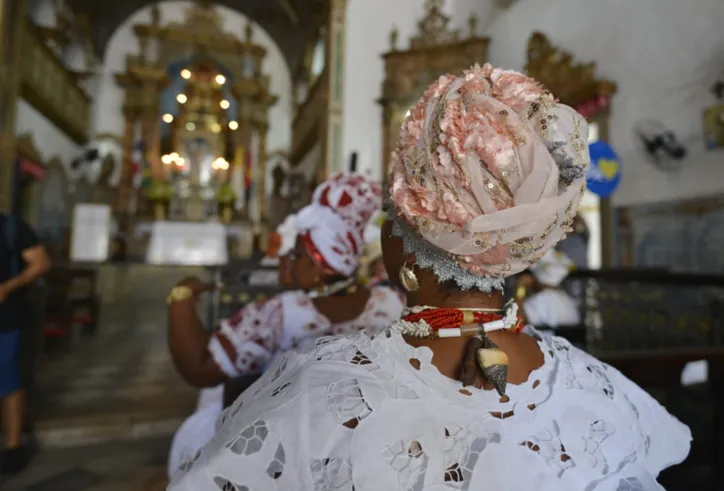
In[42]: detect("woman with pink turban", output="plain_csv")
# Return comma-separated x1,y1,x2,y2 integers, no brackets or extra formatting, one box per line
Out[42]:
169,65,689,491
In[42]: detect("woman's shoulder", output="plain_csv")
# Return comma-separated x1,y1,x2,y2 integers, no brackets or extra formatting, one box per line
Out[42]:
542,334,692,475
363,285,405,323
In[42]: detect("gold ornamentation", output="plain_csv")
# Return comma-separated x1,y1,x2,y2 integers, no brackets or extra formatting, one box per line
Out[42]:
167,285,193,305
525,32,616,109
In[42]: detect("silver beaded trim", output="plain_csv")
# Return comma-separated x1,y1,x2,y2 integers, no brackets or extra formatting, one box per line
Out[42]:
387,207,505,293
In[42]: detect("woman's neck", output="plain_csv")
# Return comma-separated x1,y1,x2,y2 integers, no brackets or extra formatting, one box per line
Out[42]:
408,288,505,311
402,288,543,386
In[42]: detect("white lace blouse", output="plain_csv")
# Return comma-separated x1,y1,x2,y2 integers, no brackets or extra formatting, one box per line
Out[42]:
170,328,691,491
207,286,405,377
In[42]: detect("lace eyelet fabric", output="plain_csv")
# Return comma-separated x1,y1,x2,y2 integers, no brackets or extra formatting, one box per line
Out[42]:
171,328,691,491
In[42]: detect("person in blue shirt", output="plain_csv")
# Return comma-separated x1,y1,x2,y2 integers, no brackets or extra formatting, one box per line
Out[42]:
0,213,50,474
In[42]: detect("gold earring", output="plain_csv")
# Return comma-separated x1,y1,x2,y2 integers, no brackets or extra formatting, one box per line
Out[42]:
398,262,419,292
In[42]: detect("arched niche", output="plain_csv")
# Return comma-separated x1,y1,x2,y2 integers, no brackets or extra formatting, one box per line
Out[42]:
379,0,489,191
525,32,617,268
99,1,290,231
95,1,292,157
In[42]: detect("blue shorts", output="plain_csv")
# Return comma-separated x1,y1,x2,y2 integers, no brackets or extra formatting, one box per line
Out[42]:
0,329,22,398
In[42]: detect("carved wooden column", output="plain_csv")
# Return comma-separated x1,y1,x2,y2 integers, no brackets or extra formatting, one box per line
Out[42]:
0,0,26,213
140,81,163,182
256,125,268,221
324,0,347,177
232,79,255,216
115,109,137,213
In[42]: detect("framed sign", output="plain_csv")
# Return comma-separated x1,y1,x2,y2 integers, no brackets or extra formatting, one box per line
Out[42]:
70,204,112,262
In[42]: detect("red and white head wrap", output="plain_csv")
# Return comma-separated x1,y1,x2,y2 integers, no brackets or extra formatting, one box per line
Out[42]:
295,173,382,277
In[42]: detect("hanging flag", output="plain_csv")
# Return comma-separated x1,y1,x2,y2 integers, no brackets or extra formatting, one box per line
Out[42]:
587,141,621,198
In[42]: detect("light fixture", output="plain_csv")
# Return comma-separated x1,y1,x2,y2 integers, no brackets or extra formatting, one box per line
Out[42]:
213,157,229,170
215,74,226,85
219,99,230,109
228,120,239,130
162,113,173,123
186,122,196,131
170,152,180,161
177,94,187,104
210,122,221,133
180,69,191,79
161,154,172,165
175,158,185,167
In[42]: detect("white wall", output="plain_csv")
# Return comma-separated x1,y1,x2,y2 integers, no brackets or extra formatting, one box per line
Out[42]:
93,1,293,159
343,0,724,206
343,0,482,182
15,98,81,171
475,0,724,206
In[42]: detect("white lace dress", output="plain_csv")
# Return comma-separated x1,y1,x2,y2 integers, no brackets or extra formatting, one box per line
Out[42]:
169,328,691,491
168,286,404,479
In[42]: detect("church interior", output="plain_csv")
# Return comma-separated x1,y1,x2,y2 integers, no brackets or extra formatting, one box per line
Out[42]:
0,0,723,489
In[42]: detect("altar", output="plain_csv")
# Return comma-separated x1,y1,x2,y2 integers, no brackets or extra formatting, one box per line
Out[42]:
144,221,231,266
111,3,278,257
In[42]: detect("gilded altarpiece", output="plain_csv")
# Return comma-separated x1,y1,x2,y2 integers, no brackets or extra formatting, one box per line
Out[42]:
525,32,617,268
379,0,489,189
114,3,277,234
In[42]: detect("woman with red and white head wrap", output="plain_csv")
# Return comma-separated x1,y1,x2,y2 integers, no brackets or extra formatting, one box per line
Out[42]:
166,174,403,479
170,66,689,491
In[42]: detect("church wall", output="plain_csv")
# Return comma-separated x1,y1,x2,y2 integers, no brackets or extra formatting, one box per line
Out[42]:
466,0,724,207
93,1,293,166
343,0,474,182
15,98,80,169
342,0,724,207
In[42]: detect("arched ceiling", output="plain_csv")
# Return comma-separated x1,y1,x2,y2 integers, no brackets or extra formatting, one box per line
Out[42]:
67,0,328,72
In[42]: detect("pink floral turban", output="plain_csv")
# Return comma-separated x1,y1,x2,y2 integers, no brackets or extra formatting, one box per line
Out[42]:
295,173,382,277
389,63,590,282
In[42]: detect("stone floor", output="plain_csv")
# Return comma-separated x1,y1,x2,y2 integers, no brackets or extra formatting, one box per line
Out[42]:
0,438,169,491
1,265,208,489
31,265,203,448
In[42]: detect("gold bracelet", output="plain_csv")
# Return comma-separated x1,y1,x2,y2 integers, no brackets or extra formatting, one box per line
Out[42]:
167,285,193,305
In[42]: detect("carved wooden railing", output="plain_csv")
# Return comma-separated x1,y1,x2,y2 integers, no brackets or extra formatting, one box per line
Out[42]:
561,269,724,487
563,269,724,352
207,259,288,329
18,20,91,144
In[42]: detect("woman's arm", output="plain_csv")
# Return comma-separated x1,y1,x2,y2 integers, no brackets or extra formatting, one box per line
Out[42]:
167,278,225,388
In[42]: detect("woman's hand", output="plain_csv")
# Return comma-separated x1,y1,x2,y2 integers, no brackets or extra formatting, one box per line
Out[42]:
175,276,218,303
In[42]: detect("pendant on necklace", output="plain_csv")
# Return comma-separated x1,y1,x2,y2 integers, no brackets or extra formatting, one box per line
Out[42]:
476,336,509,397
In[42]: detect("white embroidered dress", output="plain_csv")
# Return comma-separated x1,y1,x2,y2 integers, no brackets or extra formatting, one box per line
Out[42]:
169,328,691,491
168,286,404,479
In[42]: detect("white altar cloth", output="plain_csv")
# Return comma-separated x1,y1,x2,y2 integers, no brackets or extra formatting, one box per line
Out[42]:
146,221,229,266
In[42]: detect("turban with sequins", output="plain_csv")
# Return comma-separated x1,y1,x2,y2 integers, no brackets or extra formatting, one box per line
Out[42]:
296,174,382,277
389,63,590,284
